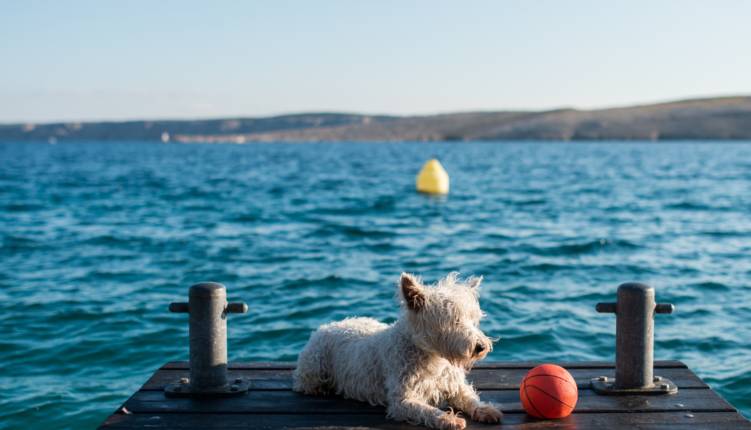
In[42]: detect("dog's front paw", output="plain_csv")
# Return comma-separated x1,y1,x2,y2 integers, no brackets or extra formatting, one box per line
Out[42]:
436,411,466,430
471,403,503,423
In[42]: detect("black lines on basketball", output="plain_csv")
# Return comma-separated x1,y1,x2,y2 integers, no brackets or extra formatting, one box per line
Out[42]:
519,364,578,419
522,377,548,419
524,384,576,409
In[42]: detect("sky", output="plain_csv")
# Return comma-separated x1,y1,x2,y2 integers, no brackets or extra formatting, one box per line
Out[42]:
1,0,750,123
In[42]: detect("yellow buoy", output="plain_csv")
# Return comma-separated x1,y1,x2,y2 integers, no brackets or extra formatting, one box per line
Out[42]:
416,159,449,194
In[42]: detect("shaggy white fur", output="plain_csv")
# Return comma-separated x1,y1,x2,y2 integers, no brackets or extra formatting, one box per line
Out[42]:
293,272,503,429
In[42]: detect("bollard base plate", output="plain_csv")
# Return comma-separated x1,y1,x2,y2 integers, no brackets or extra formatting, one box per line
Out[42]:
165,380,252,398
591,378,678,395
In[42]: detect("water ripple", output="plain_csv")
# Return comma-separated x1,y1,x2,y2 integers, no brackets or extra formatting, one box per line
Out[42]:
1,141,750,429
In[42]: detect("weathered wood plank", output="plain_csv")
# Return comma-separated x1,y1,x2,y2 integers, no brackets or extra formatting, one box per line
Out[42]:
161,361,297,370
467,367,708,390
474,360,688,369
103,360,748,429
121,388,736,415
98,411,751,429
142,370,292,391
160,360,688,370
140,367,709,392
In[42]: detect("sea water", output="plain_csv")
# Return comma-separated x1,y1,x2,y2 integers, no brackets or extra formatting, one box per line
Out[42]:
1,141,750,429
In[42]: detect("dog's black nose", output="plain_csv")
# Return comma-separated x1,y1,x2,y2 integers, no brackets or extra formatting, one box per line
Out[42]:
474,343,486,355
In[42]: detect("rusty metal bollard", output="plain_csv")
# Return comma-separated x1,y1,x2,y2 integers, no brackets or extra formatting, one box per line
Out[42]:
591,282,677,395
165,282,250,397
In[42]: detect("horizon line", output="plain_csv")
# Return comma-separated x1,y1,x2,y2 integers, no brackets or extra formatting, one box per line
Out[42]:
3,94,750,127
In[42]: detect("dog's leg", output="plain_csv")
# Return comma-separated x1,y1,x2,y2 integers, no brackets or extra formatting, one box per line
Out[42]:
387,397,466,430
448,383,503,424
292,337,331,395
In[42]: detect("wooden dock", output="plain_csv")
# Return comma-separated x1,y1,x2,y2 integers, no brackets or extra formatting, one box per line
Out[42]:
99,360,751,429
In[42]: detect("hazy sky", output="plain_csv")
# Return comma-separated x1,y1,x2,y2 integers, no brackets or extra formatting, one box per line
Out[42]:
2,0,750,123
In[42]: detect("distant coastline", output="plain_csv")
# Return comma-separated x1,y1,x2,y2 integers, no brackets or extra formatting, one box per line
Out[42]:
2,96,751,142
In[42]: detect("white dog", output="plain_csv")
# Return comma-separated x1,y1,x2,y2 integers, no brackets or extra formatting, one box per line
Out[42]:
293,272,503,429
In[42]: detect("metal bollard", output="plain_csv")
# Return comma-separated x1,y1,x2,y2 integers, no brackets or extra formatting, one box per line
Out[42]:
591,282,677,395
165,282,251,398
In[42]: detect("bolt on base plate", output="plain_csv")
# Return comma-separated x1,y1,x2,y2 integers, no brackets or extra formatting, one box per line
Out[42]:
164,380,252,398
590,377,678,395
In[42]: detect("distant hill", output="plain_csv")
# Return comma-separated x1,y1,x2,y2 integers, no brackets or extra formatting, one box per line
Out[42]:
2,96,751,142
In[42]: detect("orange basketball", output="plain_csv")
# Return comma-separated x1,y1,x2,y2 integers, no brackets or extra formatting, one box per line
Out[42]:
520,364,578,419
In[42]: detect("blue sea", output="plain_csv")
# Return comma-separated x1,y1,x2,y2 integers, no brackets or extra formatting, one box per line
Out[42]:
1,141,750,429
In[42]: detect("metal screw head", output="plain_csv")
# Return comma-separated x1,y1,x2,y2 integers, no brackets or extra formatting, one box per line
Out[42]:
230,385,239,391
661,383,669,390
598,376,608,382
654,376,663,382
684,414,694,418
235,378,243,383
173,385,182,392
180,378,189,384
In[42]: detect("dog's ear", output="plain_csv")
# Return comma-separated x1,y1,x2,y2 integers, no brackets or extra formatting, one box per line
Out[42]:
467,275,483,289
400,273,426,312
